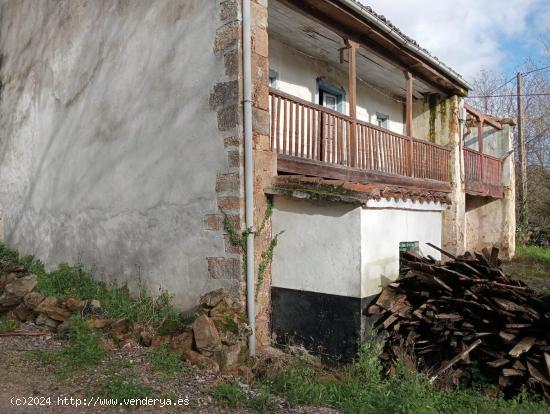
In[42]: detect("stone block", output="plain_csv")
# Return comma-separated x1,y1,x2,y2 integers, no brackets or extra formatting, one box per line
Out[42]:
214,22,241,53
224,48,240,77
216,173,240,193
217,105,240,131
210,80,239,109
207,257,241,280
218,196,243,211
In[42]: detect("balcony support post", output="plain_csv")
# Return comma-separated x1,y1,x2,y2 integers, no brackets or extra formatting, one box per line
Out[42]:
345,39,358,167
404,71,414,176
478,117,484,182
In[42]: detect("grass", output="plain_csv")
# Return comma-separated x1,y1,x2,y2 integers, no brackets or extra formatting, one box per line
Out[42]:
0,243,181,328
258,339,548,414
209,382,247,409
32,317,104,376
148,343,185,375
208,381,281,413
0,319,19,333
99,374,153,403
502,244,550,280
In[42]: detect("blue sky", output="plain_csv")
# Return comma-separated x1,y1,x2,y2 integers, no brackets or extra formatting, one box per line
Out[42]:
361,0,550,83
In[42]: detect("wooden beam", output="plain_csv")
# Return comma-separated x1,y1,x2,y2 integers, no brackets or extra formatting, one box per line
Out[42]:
405,71,414,136
477,118,484,153
346,39,358,167
478,119,484,183
464,103,502,130
277,155,452,192
464,181,504,199
279,0,467,95
404,71,414,176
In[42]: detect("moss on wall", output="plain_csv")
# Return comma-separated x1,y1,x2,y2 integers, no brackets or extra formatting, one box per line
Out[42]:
428,94,438,143
439,99,447,136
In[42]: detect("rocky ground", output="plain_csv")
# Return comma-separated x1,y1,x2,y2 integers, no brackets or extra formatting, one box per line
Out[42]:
0,324,339,414
0,271,338,414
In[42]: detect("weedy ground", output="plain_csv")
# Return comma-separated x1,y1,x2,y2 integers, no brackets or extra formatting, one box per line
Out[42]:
502,244,550,292
0,243,549,413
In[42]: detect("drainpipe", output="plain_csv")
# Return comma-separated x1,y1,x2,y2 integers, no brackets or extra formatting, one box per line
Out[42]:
242,0,256,356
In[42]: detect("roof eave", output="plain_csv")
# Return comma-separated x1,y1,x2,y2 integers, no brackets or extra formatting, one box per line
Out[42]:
336,0,472,93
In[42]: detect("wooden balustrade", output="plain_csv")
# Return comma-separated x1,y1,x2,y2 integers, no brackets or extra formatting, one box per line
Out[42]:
464,148,502,186
269,89,451,183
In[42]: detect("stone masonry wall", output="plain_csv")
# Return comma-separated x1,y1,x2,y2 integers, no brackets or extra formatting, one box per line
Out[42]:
250,0,278,348
206,0,246,291
442,96,467,257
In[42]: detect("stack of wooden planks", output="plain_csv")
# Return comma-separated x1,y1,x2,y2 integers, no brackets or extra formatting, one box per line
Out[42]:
368,245,550,399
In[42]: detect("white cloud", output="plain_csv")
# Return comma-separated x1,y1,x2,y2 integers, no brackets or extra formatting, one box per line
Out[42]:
359,0,549,81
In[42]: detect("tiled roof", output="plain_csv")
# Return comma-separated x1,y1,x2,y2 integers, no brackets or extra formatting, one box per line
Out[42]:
266,175,451,205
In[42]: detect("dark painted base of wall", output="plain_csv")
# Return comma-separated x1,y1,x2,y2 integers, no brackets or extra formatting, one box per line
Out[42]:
271,287,377,363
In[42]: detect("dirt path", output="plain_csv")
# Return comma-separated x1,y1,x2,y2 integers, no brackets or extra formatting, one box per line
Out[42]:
0,332,339,414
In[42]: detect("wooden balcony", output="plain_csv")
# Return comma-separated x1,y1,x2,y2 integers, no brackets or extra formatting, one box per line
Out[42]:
269,89,452,192
463,148,504,198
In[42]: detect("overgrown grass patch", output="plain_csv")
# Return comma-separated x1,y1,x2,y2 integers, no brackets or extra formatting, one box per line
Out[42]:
209,381,247,409
260,341,548,414
0,243,181,328
209,381,278,413
31,317,104,376
503,244,550,280
148,343,185,375
0,319,19,333
99,374,153,403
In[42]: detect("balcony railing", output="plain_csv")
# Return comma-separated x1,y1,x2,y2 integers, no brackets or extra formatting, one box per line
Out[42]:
269,89,450,183
463,148,502,186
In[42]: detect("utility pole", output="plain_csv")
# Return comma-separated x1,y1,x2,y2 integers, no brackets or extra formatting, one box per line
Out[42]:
516,72,528,229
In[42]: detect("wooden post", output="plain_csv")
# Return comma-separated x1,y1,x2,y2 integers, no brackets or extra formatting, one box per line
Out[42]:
404,71,414,176
346,39,358,167
517,72,528,227
405,71,413,137
478,118,484,182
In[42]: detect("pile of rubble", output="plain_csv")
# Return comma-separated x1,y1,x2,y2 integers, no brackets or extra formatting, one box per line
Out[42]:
368,247,550,398
151,289,251,373
0,267,251,373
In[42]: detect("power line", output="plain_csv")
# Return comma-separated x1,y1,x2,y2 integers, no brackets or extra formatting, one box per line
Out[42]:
483,65,550,95
468,93,550,98
523,64,550,76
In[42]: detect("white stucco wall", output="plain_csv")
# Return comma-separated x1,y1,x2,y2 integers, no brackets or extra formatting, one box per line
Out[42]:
269,37,405,134
360,200,444,297
271,197,362,298
272,196,445,299
0,0,234,309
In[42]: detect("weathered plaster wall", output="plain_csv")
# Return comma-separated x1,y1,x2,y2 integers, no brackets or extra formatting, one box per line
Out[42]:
271,196,362,298
465,196,504,251
413,94,452,145
0,0,241,310
272,196,444,299
441,96,466,256
269,37,405,134
464,126,516,259
360,200,444,297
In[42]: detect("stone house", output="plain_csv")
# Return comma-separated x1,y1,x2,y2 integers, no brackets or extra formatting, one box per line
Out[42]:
0,0,515,359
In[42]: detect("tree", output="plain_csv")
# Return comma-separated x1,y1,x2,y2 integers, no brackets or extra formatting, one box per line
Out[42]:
466,39,550,227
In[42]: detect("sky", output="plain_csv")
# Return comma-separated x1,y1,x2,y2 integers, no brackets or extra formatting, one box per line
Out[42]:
360,0,550,83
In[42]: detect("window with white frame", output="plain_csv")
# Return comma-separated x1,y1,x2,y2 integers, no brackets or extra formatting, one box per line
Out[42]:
376,112,389,129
